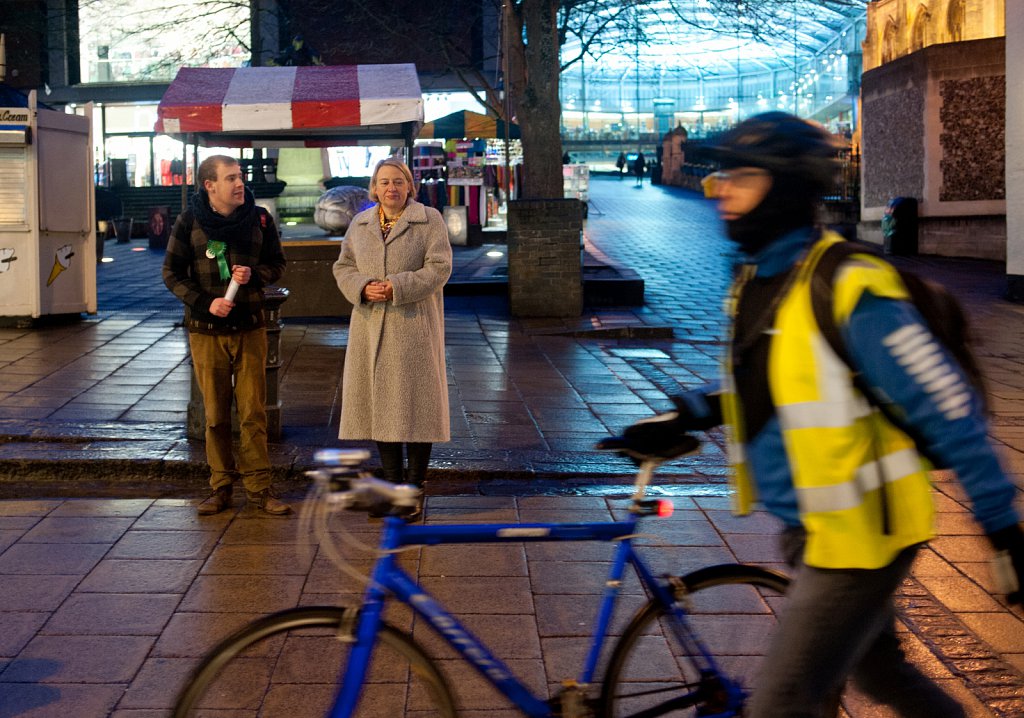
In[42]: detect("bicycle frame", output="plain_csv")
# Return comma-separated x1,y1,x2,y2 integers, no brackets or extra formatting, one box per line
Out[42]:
329,514,730,718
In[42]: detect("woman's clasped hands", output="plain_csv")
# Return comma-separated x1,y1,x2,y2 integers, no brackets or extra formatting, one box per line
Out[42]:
363,280,394,303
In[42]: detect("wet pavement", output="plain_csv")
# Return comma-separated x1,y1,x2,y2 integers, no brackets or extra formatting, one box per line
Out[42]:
0,176,1022,716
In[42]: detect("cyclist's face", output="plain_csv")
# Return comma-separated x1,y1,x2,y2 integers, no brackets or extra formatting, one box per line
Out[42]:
704,167,773,221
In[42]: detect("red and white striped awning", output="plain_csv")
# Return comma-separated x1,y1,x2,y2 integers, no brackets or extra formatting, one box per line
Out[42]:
155,64,423,147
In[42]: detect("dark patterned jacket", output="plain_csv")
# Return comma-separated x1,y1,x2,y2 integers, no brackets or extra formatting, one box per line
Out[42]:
162,206,286,334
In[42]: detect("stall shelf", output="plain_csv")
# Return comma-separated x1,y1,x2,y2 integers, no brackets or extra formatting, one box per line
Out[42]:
416,110,522,240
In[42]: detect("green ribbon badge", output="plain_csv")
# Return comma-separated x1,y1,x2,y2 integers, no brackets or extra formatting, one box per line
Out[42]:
205,240,231,281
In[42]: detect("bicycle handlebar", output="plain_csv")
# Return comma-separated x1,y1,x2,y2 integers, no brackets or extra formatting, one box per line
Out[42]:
306,449,420,516
335,477,420,513
306,433,702,517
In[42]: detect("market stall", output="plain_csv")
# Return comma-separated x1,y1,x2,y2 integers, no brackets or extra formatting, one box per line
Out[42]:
0,85,95,324
155,63,424,318
415,110,522,243
156,64,423,149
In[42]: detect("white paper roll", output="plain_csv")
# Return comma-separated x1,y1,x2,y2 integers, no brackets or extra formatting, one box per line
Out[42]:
225,279,241,302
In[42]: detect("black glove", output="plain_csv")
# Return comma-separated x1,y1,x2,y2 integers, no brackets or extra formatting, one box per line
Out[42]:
596,394,710,462
988,523,1024,605
631,392,721,439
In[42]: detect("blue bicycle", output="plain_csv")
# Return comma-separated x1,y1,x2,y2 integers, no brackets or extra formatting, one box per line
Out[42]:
173,443,791,717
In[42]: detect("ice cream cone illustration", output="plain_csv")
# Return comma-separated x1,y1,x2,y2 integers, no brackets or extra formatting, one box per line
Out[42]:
0,248,16,273
47,244,74,286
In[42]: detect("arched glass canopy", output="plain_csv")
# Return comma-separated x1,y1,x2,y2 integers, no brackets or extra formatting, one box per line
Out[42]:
560,0,867,142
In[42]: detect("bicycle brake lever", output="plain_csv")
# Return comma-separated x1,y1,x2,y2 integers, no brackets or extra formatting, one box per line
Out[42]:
351,477,420,508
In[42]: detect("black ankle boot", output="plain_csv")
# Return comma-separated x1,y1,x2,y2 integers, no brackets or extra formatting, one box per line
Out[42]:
406,442,432,488
376,441,404,483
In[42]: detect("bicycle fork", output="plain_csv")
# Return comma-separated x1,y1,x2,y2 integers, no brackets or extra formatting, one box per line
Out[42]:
328,598,385,718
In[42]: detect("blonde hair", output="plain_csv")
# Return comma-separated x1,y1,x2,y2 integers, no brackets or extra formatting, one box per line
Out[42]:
369,157,415,202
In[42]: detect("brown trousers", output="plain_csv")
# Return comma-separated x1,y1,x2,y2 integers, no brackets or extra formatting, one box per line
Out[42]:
188,328,271,493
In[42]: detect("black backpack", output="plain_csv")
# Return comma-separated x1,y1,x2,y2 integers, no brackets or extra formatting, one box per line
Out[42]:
809,241,988,420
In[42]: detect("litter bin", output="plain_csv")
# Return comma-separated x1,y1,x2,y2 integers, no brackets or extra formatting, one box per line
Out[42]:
148,206,170,250
94,187,122,261
112,217,133,244
882,197,918,256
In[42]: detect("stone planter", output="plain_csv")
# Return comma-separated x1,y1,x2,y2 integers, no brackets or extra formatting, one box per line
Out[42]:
507,198,583,318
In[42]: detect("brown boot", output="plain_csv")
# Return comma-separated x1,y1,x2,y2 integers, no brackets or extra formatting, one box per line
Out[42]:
246,489,293,516
197,486,233,516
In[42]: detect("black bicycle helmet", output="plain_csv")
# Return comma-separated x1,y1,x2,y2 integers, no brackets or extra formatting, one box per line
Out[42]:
704,112,841,191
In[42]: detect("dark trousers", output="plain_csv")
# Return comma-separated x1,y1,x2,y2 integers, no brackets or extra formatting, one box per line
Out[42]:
375,442,432,486
749,527,965,717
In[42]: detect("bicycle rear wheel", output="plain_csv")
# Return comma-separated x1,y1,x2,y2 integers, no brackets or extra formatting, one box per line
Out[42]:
599,563,790,718
173,606,456,717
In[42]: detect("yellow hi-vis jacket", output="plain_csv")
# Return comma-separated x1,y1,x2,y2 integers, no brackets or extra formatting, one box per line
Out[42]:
721,231,935,569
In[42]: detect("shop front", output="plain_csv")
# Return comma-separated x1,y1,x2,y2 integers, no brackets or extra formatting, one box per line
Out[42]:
417,110,522,244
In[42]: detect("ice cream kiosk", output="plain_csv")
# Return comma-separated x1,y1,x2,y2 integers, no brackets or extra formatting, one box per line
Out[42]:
0,65,96,324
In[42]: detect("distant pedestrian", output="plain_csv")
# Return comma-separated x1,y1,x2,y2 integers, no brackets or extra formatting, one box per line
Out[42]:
634,151,646,186
616,152,627,179
163,154,291,517
562,151,572,165
332,158,452,521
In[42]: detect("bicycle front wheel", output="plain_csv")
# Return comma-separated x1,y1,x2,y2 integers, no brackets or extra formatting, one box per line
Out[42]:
599,563,790,718
173,606,456,717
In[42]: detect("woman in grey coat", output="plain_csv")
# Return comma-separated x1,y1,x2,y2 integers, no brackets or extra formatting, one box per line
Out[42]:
332,158,452,515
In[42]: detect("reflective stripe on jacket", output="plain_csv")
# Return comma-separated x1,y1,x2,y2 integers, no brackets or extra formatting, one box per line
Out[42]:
721,231,934,569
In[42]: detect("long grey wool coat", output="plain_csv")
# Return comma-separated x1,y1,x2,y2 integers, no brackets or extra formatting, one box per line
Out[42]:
332,200,452,443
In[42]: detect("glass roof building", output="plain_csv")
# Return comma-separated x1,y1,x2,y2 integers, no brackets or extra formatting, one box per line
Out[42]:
559,1,867,143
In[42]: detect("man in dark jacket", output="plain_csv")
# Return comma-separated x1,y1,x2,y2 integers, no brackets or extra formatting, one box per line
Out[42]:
163,155,290,516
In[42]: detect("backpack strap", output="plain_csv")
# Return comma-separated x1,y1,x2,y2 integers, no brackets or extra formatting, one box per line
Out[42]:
809,241,912,415
809,240,896,534
809,241,871,383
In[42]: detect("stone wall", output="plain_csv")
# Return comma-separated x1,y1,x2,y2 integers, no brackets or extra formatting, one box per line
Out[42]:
859,37,1006,260
507,199,583,318
939,75,1005,201
920,215,1006,258
861,62,926,207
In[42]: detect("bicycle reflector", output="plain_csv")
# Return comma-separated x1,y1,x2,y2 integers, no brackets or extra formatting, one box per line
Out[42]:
656,500,673,518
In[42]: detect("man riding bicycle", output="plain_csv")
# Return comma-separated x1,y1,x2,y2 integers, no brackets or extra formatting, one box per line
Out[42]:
616,112,1024,717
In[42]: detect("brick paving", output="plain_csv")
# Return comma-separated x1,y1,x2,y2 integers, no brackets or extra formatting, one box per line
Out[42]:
0,177,1021,716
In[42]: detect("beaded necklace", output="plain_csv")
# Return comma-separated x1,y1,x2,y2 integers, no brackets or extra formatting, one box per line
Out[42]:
378,204,404,239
